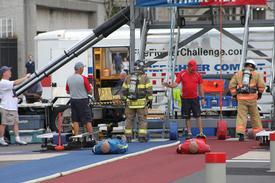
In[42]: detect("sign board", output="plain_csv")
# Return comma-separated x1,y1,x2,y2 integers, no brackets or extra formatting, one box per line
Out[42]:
136,0,267,7
203,80,224,93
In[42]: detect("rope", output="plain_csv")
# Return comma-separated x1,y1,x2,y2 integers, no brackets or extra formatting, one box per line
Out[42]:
219,3,224,119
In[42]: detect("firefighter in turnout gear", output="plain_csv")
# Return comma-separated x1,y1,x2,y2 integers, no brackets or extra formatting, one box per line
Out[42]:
229,59,265,141
121,60,153,142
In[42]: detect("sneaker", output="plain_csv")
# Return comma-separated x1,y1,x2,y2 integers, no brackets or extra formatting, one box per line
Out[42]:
118,135,127,142
85,139,96,147
196,132,206,139
238,133,244,142
87,135,96,142
183,128,189,138
15,139,27,145
0,139,8,146
186,132,192,139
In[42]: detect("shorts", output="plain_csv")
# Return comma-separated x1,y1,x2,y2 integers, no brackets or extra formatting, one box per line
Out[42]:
181,98,201,119
70,98,92,124
0,108,19,125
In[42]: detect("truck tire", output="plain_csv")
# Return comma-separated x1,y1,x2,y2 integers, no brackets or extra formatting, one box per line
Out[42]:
51,105,72,132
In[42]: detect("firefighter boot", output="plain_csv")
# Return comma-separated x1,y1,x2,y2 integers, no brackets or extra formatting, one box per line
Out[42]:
138,129,148,143
238,133,245,141
125,129,132,143
126,136,132,143
138,136,148,143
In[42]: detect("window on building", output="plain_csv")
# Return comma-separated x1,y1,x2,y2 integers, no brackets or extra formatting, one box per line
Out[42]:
252,8,266,20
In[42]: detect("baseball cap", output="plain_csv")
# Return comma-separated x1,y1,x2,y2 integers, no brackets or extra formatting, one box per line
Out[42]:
187,60,197,70
0,66,12,76
74,62,85,70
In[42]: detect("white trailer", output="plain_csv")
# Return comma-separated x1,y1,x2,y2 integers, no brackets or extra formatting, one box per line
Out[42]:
35,25,273,117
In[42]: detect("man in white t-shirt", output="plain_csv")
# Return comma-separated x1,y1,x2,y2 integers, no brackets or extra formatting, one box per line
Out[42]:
0,66,30,146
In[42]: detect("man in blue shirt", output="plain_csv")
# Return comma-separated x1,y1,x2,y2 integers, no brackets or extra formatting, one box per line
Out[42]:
113,53,122,74
92,136,128,154
25,55,35,74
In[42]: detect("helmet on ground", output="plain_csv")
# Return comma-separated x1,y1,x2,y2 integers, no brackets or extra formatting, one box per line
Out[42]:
244,59,256,69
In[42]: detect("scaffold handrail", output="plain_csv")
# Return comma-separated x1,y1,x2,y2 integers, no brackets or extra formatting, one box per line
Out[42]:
240,5,251,70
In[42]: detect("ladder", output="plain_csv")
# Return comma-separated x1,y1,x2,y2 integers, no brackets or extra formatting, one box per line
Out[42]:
138,7,180,117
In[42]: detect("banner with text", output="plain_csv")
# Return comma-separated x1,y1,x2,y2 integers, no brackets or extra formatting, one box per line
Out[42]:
136,0,267,7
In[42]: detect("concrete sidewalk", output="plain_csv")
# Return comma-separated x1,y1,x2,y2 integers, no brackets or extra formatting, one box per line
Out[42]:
174,149,275,183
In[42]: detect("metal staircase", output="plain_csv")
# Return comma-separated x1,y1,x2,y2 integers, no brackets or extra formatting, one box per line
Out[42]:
240,5,274,94
138,7,180,116
240,5,274,70
240,5,275,129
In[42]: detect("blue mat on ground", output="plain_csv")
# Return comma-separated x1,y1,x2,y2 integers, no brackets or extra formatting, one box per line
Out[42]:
0,140,177,183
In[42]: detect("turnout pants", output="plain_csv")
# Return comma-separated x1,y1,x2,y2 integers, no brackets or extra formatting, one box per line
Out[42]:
125,106,148,137
236,99,263,135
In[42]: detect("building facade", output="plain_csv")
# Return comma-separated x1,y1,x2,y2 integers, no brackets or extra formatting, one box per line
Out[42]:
0,0,274,76
0,0,106,76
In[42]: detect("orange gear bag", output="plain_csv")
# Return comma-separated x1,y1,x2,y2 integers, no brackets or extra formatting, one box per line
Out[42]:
217,119,228,140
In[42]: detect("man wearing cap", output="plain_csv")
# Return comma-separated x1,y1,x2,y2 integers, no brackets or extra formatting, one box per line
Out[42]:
163,59,206,139
66,62,94,140
0,66,31,146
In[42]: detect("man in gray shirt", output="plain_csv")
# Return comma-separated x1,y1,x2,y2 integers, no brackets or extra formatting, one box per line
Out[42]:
66,62,93,137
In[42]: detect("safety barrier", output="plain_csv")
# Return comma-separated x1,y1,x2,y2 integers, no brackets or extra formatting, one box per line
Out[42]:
205,152,226,183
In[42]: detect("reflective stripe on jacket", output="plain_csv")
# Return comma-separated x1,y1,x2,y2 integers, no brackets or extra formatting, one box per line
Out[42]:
121,73,153,108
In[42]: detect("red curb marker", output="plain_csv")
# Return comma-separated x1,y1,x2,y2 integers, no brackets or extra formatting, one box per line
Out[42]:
205,152,226,163
270,133,275,141
205,152,227,183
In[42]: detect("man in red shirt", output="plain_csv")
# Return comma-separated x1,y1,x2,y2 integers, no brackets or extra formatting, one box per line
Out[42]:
163,59,206,139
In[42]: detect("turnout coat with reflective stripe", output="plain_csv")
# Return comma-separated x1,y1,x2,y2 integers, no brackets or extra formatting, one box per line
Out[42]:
121,73,153,108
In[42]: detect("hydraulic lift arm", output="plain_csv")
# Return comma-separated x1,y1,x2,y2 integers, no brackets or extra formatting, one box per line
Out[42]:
15,6,130,96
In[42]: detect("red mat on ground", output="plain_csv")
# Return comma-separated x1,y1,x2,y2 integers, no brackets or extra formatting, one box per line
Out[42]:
45,139,258,183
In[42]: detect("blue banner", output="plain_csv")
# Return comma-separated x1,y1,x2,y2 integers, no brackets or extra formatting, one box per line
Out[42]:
135,0,266,7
